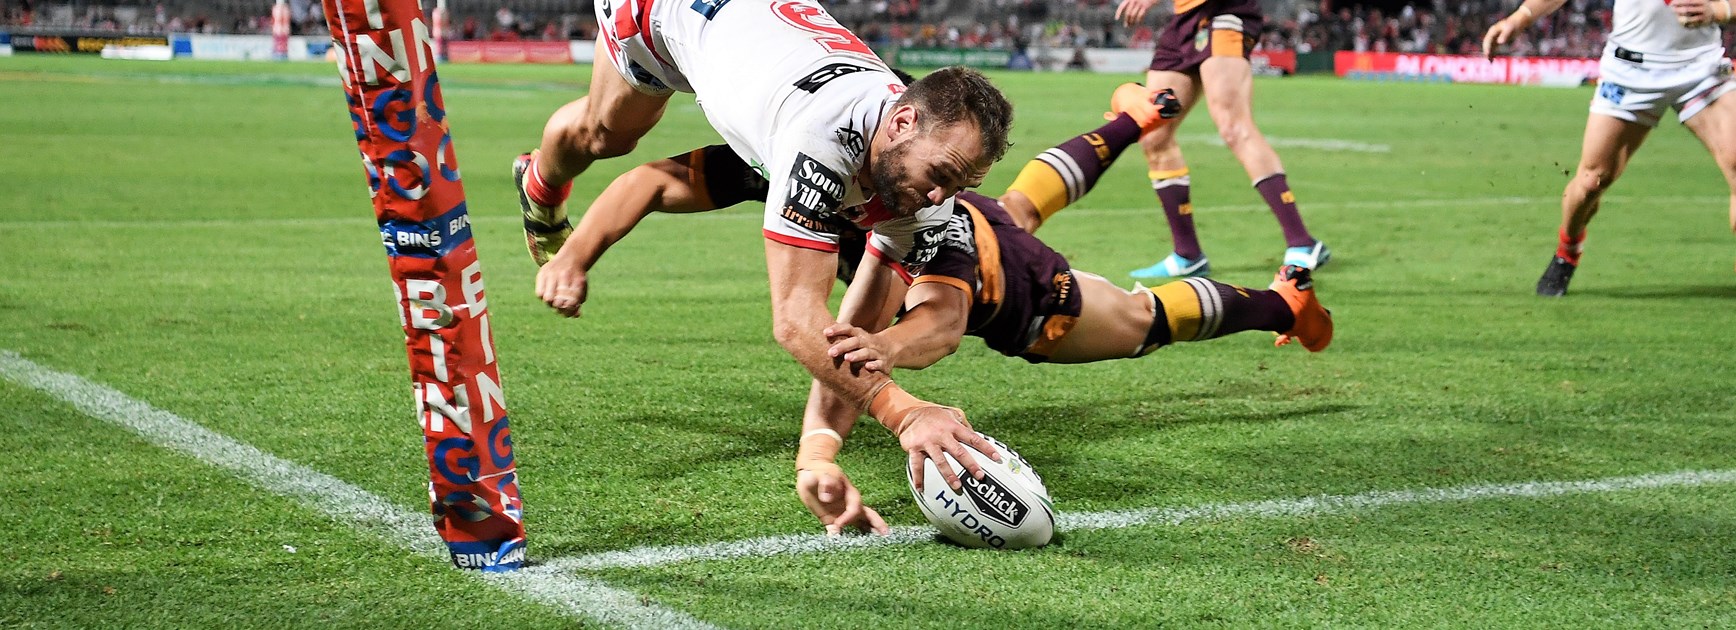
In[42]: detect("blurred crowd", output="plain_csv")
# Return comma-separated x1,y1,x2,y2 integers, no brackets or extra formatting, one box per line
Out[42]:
4,0,1734,59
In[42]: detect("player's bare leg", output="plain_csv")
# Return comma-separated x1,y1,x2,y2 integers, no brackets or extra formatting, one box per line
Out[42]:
1682,93,1736,263
1199,55,1326,269
518,39,671,265
1131,70,1210,280
1540,113,1651,296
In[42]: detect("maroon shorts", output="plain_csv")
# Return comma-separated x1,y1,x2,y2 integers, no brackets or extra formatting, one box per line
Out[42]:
1149,0,1263,74
933,193,1082,364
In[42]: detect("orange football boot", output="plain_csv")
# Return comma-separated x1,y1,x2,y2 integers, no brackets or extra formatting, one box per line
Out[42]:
1106,83,1182,132
1270,265,1333,352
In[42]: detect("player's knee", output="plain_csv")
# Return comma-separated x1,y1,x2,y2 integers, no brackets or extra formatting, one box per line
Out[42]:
1215,118,1255,150
1572,164,1616,194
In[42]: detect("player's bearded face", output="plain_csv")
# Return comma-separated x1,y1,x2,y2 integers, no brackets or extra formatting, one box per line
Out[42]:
871,122,985,217
870,139,924,217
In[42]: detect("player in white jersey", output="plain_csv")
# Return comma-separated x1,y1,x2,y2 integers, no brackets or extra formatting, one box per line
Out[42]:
1485,0,1736,296
512,0,1018,489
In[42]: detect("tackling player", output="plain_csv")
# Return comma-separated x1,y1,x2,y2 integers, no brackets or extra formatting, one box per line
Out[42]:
1106,0,1331,280
517,0,1016,488
1485,0,1736,295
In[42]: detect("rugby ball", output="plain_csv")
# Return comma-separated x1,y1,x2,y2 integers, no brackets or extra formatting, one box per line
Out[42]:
909,432,1055,549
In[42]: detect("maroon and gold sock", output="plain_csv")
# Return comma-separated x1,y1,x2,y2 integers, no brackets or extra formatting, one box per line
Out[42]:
1006,113,1145,224
1150,169,1202,259
1141,278,1295,353
1555,228,1585,265
1254,173,1314,248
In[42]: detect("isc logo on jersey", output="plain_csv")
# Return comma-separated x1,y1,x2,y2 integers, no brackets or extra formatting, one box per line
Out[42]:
910,432,1056,549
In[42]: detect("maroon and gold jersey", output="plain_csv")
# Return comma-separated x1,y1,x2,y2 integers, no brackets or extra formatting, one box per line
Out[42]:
912,191,1081,363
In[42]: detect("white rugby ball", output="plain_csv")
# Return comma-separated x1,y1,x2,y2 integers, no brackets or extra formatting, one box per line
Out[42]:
909,432,1055,549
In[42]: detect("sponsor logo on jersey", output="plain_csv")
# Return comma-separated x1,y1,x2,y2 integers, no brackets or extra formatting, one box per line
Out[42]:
961,471,1028,527
936,211,976,256
794,62,872,93
903,222,947,272
835,127,865,159
690,0,732,19
782,153,846,232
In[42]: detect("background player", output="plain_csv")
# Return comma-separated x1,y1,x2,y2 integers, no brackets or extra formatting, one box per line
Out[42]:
1108,0,1330,280
518,0,1017,490
1485,0,1736,296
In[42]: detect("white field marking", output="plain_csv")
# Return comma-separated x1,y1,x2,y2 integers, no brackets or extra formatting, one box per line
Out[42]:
6,195,1726,231
0,351,716,630
552,468,1736,571
1178,133,1393,153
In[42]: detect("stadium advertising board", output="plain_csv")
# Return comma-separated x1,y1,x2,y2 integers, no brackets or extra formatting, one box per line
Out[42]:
895,47,1014,67
2,31,167,54
1335,51,1599,85
446,40,572,63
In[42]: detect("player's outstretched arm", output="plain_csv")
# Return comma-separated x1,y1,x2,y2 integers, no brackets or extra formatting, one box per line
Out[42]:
537,157,718,317
795,380,890,536
765,240,999,493
825,281,970,372
1482,0,1571,59
794,258,907,536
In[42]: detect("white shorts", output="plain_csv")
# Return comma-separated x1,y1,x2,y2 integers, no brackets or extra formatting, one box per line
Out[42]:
592,0,693,96
1591,47,1735,127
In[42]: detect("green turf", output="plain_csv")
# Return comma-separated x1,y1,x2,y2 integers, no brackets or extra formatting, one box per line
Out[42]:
3,55,1734,628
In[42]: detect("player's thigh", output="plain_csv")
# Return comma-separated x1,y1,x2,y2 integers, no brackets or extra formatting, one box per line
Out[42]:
1198,56,1256,125
584,38,670,140
1576,112,1652,182
1684,92,1736,178
1044,272,1153,364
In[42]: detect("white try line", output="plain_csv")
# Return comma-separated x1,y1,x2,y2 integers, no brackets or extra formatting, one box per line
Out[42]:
0,351,716,630
550,468,1736,571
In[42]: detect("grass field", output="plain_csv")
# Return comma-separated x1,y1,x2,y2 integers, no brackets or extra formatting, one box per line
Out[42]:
3,54,1735,628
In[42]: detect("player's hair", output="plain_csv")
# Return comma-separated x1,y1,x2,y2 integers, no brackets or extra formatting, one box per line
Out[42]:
889,67,917,87
899,66,1013,164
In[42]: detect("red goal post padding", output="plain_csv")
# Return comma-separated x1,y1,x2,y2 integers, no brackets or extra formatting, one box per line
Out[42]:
321,0,527,572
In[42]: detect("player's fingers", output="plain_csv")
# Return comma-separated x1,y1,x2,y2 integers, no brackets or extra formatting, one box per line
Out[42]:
834,501,862,534
817,474,840,503
825,523,842,537
1481,29,1498,59
945,440,985,481
823,322,852,339
865,505,890,535
960,428,1002,464
865,359,888,373
930,443,964,491
827,337,863,358
908,451,925,492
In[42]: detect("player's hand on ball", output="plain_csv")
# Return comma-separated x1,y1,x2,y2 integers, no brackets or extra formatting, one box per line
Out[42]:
796,466,889,536
823,323,895,373
1114,0,1158,26
1154,88,1183,120
535,258,589,318
899,407,1000,493
1481,18,1522,60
